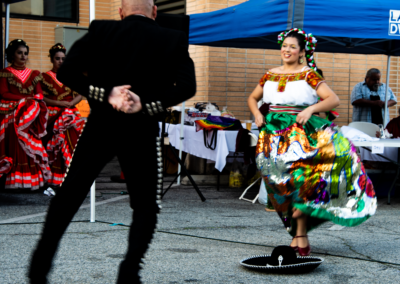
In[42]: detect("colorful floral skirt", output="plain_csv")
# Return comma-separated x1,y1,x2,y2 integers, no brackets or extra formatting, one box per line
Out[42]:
43,106,84,186
0,98,50,189
256,112,377,236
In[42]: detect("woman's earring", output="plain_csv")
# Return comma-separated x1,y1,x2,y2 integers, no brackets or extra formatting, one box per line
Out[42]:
299,57,304,64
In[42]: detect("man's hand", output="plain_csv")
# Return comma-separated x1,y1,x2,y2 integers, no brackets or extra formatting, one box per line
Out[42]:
375,100,385,108
108,85,143,114
123,90,142,113
108,85,132,112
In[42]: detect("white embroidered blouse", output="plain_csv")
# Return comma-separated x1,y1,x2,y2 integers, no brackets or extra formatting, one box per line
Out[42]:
259,67,325,106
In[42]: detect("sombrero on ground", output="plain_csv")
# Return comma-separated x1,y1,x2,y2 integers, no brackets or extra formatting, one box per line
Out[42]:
240,246,324,274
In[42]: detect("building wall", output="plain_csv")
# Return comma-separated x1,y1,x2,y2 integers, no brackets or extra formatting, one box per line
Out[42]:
111,0,122,20
5,0,112,73
5,0,399,126
187,0,400,125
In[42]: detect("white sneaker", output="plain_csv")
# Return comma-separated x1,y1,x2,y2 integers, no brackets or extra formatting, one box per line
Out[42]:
43,187,56,196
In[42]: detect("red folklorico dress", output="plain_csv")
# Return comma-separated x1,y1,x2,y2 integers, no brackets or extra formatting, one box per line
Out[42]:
41,70,84,186
0,66,51,189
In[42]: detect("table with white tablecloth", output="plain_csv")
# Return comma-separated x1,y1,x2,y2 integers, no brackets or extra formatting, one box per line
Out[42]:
352,139,400,204
160,123,259,172
342,125,399,162
360,147,398,162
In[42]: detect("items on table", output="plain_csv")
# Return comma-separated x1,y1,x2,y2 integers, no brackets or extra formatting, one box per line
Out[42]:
384,107,400,138
185,103,235,126
202,102,221,116
221,106,235,118
186,108,209,125
244,120,253,131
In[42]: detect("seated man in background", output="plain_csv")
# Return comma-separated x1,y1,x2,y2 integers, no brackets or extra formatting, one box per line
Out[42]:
351,68,397,126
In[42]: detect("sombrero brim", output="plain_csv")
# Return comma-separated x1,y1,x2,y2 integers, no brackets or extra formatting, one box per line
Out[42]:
240,254,324,274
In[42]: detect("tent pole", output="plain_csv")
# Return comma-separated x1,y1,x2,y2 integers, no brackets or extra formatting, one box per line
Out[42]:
383,55,391,127
177,102,186,185
4,3,10,68
90,0,95,23
89,0,96,223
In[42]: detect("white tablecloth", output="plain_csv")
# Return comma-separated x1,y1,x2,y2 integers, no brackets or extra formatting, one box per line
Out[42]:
352,139,400,163
341,126,399,162
160,123,259,172
353,139,400,162
351,139,400,147
360,147,398,162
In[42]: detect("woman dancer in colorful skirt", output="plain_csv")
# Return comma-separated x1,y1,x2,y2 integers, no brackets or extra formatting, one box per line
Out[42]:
0,39,50,189
41,43,84,187
248,29,377,256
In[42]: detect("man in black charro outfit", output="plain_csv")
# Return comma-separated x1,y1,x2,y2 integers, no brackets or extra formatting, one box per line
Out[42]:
28,0,196,283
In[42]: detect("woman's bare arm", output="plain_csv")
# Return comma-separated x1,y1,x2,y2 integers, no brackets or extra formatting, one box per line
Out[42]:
247,84,265,127
296,83,340,125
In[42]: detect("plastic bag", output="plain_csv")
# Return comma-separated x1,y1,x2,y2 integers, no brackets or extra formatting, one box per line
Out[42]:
194,102,219,112
258,180,268,205
229,158,244,188
221,106,235,118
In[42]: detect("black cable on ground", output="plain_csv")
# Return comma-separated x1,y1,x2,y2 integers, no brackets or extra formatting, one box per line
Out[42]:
0,220,90,226
98,191,128,196
1,219,399,268
94,220,400,267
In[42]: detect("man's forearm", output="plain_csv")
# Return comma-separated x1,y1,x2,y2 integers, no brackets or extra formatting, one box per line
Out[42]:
352,99,378,107
388,100,397,107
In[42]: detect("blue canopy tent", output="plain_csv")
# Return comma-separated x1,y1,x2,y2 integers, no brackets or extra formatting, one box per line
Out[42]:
189,0,400,125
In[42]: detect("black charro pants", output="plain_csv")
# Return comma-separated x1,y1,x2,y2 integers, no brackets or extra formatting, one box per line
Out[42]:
28,114,160,284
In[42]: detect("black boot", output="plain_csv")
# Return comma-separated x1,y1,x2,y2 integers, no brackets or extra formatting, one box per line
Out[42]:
117,208,158,284
28,246,52,284
28,276,48,284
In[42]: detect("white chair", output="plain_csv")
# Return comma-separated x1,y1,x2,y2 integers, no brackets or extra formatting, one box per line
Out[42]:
348,122,380,137
239,177,261,203
348,122,381,157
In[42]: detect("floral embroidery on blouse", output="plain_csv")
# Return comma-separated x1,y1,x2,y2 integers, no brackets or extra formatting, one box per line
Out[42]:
306,71,324,90
259,70,324,92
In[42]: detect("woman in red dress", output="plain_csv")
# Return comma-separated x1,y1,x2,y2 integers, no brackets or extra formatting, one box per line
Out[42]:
41,43,84,187
0,39,50,189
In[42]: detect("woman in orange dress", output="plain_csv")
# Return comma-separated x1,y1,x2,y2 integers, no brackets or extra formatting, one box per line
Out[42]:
41,43,84,187
0,39,50,189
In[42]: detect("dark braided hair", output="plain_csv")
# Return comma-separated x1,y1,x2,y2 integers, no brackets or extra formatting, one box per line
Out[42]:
5,39,29,64
316,68,324,78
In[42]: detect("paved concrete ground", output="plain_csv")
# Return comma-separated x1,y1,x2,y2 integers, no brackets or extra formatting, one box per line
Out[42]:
1,158,400,283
